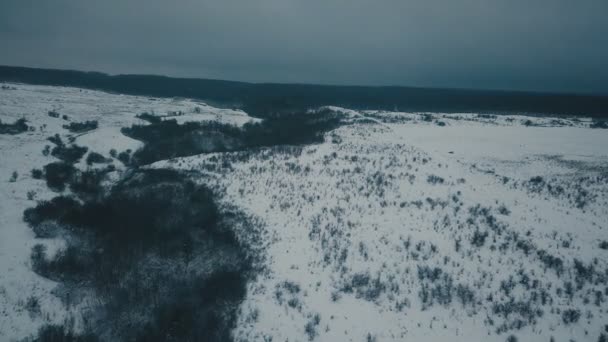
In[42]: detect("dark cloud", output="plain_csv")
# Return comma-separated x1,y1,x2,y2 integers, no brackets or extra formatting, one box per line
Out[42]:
1,0,607,93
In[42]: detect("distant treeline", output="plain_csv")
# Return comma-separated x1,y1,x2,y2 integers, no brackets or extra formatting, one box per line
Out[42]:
1,65,607,117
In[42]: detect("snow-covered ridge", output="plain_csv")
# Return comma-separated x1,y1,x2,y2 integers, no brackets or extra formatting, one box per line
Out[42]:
2,82,608,342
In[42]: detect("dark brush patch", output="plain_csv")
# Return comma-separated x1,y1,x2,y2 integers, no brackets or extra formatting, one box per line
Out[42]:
63,120,98,133
0,118,29,134
121,110,343,165
27,169,251,341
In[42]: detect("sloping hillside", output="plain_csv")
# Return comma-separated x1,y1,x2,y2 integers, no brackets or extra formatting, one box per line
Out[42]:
1,83,607,342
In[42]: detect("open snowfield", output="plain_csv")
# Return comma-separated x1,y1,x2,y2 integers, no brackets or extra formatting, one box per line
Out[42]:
1,83,607,341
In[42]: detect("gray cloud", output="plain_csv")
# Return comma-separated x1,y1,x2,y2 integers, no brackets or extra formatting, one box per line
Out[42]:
1,0,607,93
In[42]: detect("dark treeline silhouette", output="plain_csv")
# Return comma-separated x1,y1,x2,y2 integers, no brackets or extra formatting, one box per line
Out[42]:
1,65,607,117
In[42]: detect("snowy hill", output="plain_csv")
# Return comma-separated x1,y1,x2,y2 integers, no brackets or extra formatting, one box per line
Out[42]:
1,83,607,342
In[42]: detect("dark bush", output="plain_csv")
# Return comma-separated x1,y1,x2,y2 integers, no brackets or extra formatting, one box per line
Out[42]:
471,229,489,247
562,309,581,324
63,120,98,133
51,144,88,164
86,152,108,165
47,134,63,146
47,111,60,118
23,196,80,227
42,145,51,156
69,170,105,197
0,118,28,135
117,150,131,165
136,112,162,124
31,168,44,179
134,271,247,342
590,120,608,129
26,169,251,340
35,324,98,342
536,250,564,275
427,175,445,185
43,162,76,191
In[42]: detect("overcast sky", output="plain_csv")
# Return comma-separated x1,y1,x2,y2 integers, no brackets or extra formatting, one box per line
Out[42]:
1,0,607,94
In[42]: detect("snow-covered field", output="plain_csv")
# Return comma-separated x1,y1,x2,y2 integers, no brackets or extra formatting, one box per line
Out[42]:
1,83,607,341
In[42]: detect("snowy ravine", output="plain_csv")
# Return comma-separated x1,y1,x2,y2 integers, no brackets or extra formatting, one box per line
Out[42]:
2,83,608,342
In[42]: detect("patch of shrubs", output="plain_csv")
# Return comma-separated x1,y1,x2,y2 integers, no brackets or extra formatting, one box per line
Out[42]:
121,111,343,165
561,309,581,324
421,114,433,122
35,324,98,342
117,150,132,165
69,170,106,198
51,144,88,164
26,169,252,341
24,196,80,228
417,266,459,309
536,249,564,275
42,162,76,191
63,120,98,133
86,152,109,165
47,111,60,118
0,118,28,135
590,120,608,129
427,175,445,185
471,229,489,247
136,112,162,124
304,313,321,341
31,168,44,179
341,272,386,302
492,299,543,330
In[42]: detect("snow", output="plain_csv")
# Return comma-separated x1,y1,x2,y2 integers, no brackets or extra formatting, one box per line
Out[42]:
158,113,608,342
2,82,608,342
0,83,257,341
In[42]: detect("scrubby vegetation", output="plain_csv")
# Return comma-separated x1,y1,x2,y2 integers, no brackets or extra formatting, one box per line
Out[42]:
121,110,343,165
31,168,44,179
42,162,76,191
86,152,109,165
35,324,97,342
12,87,605,341
136,112,162,124
51,144,88,164
47,110,60,118
46,134,88,164
0,118,28,134
590,120,608,129
26,169,252,341
63,120,98,133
